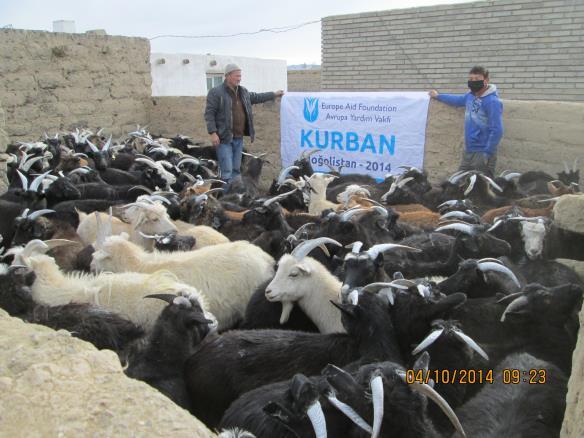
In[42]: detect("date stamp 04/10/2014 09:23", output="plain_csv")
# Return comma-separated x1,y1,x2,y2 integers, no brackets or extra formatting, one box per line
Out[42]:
405,368,548,385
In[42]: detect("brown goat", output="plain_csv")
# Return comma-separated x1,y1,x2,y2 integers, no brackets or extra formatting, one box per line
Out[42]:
481,204,554,224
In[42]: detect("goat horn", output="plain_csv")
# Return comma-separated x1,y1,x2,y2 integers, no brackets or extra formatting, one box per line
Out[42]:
16,170,29,191
263,189,297,207
17,208,30,220
496,291,526,305
398,165,421,173
397,176,414,188
477,262,521,288
397,373,466,438
142,195,171,205
464,174,477,196
476,257,503,264
480,174,503,192
129,185,153,194
449,170,471,184
361,281,413,292
339,207,368,222
73,153,89,159
503,172,521,181
68,167,91,175
291,237,341,260
28,209,55,221
277,165,300,185
29,171,52,192
452,328,489,361
345,241,363,254
500,295,529,322
103,134,113,152
135,157,159,168
143,293,177,304
178,158,200,166
440,211,477,221
435,223,476,235
437,200,459,209
326,392,372,433
20,156,44,172
366,243,421,260
86,139,100,153
563,161,571,174
306,401,327,438
573,158,580,173
361,198,384,207
293,222,316,239
412,328,445,356
370,373,384,438
300,149,319,159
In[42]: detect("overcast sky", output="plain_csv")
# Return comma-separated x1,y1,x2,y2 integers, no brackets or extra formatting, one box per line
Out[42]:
1,0,474,65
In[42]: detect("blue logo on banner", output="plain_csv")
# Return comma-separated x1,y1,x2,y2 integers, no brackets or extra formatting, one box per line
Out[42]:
303,97,319,122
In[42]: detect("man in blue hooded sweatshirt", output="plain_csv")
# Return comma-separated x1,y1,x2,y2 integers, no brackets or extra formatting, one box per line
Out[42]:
429,66,503,177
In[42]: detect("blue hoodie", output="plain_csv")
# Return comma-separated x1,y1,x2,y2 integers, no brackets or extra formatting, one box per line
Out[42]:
436,84,504,155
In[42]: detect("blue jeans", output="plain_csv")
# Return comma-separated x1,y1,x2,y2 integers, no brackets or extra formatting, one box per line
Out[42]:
217,138,243,182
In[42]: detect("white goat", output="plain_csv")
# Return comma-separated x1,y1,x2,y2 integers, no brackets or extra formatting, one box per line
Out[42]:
306,173,340,215
77,201,177,250
90,236,275,330
24,254,214,330
265,237,346,334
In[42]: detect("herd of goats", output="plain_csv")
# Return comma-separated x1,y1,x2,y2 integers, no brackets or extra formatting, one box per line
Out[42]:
1,126,583,437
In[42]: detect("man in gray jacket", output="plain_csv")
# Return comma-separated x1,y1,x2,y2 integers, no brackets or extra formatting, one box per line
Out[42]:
204,63,284,184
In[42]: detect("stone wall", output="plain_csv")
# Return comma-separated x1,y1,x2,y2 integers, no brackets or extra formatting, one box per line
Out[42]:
0,29,152,142
321,0,584,101
0,309,216,437
287,69,322,92
149,96,584,183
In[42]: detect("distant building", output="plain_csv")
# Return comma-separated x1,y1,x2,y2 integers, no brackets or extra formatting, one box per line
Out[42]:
150,53,287,97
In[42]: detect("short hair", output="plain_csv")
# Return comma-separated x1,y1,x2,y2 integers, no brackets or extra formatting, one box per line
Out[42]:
469,66,489,78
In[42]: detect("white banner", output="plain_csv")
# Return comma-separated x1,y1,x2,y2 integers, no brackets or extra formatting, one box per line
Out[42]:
280,92,430,179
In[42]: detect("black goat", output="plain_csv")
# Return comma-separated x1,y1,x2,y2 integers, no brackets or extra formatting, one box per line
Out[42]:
123,292,216,411
454,353,567,438
185,292,401,427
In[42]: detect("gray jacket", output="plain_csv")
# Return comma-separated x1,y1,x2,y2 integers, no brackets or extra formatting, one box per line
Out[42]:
204,81,275,144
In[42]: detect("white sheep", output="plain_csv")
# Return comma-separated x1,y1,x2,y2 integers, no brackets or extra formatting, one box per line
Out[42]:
91,236,275,330
265,237,346,334
77,201,177,250
24,253,214,330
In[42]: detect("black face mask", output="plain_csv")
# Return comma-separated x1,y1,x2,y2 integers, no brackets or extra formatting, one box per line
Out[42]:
468,80,485,93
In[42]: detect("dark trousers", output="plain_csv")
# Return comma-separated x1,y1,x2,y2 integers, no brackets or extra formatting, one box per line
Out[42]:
459,151,497,177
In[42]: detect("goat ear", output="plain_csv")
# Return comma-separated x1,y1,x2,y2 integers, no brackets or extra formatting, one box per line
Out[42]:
330,300,357,318
297,264,311,275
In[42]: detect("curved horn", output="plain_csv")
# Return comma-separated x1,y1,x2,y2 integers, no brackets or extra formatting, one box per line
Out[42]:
277,165,300,185
339,207,368,222
477,261,521,288
16,170,29,191
440,211,477,221
412,328,445,356
306,401,327,438
449,170,471,184
102,134,113,152
435,223,476,235
464,173,477,196
366,243,421,260
573,158,579,173
86,139,100,153
293,222,316,239
20,155,44,172
503,172,521,181
563,160,571,174
398,373,466,438
129,185,153,194
178,158,201,167
300,149,320,159
500,295,529,322
291,237,341,260
480,174,503,192
263,189,297,207
397,176,414,188
370,374,384,438
346,241,363,254
29,171,52,192
143,293,177,304
452,328,489,361
27,209,56,221
135,157,159,168
326,392,372,433
437,200,459,209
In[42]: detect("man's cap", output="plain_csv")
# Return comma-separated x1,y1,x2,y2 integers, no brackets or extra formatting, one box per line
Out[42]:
224,63,241,75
